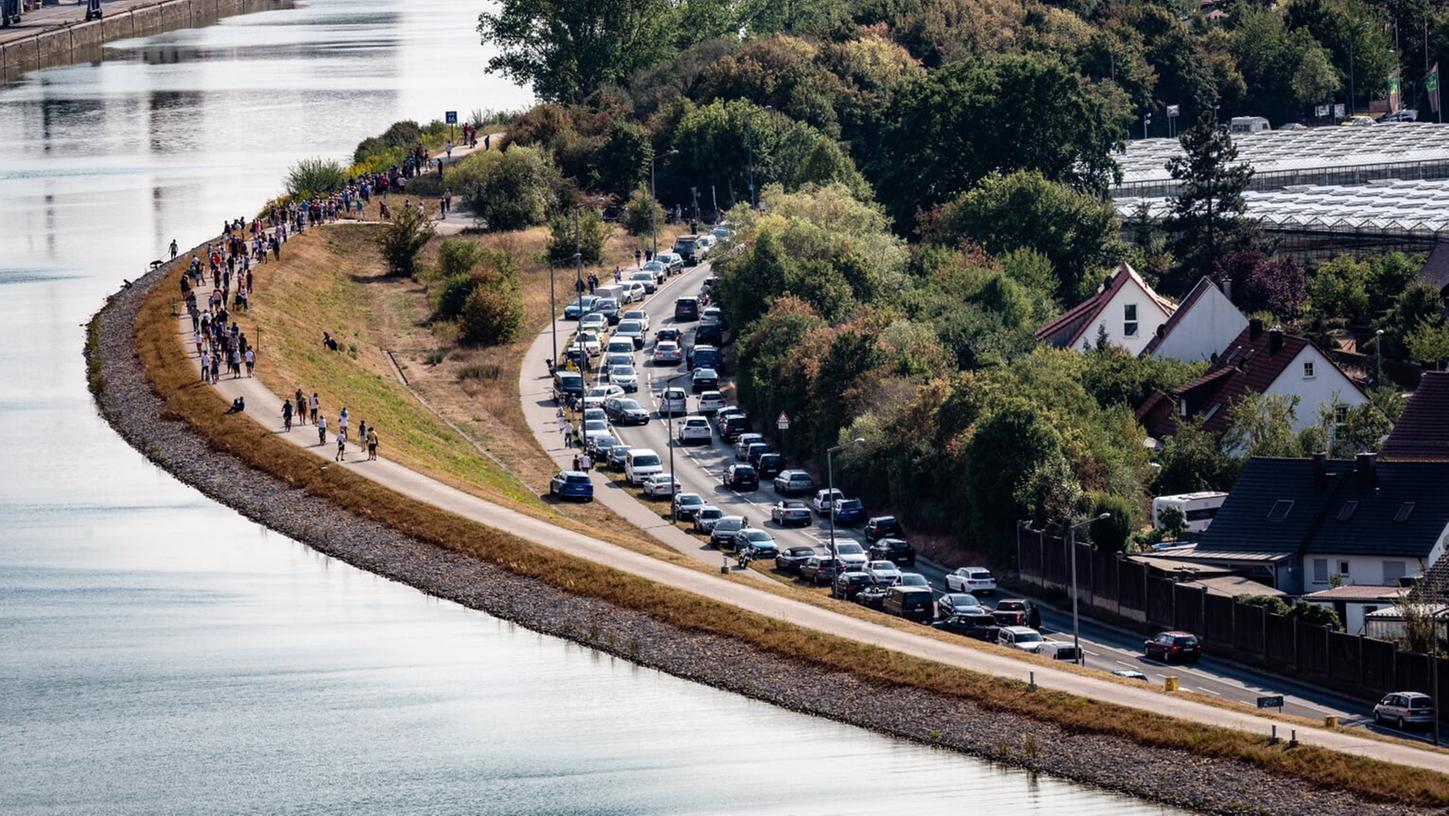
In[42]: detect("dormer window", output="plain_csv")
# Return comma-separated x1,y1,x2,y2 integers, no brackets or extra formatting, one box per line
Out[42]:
1123,304,1138,337
1303,361,1315,378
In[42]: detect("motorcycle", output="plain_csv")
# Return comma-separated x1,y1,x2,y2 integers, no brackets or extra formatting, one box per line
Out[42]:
735,551,754,570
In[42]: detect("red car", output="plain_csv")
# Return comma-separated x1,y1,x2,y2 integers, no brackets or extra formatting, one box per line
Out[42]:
1144,631,1202,663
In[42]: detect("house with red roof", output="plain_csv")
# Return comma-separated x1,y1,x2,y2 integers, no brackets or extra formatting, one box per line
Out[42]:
1035,262,1174,356
1141,277,1249,363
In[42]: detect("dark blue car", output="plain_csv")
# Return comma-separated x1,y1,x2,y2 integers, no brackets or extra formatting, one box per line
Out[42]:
832,498,868,525
549,470,594,502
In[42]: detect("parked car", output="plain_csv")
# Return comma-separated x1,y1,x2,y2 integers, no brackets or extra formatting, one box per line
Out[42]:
586,433,620,460
674,296,700,322
604,397,650,426
868,537,916,566
652,341,683,366
672,235,702,265
933,611,999,641
605,339,635,359
621,282,646,304
856,582,890,610
629,270,657,294
700,305,723,327
734,433,765,460
642,259,668,283
997,626,1049,653
710,515,746,548
883,586,935,623
641,472,681,498
580,419,610,446
831,498,867,525
864,560,902,585
991,599,1040,629
671,492,706,520
563,295,597,320
1373,692,1436,729
696,391,726,415
775,545,817,575
620,309,650,331
695,323,725,347
744,443,770,468
603,352,634,371
552,371,584,405
800,557,843,586
687,345,719,371
676,415,712,444
613,319,646,349
723,463,759,491
811,488,844,515
832,541,868,570
693,506,724,533
773,470,815,496
832,571,874,600
607,444,632,472
945,567,996,594
549,470,594,502
897,573,929,589
658,387,688,417
734,528,778,558
718,412,750,442
591,298,620,324
936,592,984,619
573,331,602,357
656,252,684,274
690,367,719,393
579,312,607,334
624,448,663,485
864,515,903,544
1144,631,1201,663
755,452,784,480
770,499,812,527
582,384,624,409
607,366,639,392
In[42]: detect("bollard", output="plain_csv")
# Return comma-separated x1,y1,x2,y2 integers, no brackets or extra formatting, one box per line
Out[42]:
1270,724,1278,745
720,552,729,575
1164,676,1179,692
1028,671,1036,691
1324,715,1339,728
1289,729,1298,748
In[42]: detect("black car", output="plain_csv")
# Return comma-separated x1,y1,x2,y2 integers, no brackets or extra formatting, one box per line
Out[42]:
695,323,725,347
755,452,784,480
674,297,700,322
868,537,917,566
690,368,719,393
687,345,719,371
604,397,650,426
724,463,759,491
719,413,750,442
745,443,771,468
673,236,701,265
933,612,1000,641
856,583,889,610
831,571,873,600
883,586,935,623
991,599,1041,629
800,556,844,586
775,545,816,575
552,371,584,405
864,515,903,544
935,592,984,618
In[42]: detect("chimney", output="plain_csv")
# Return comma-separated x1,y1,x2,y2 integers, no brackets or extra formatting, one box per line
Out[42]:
1248,318,1263,339
1268,328,1284,354
1221,277,1233,304
1355,452,1377,488
1312,452,1327,492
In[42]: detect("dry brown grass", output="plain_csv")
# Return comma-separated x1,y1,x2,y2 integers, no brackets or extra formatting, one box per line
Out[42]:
132,258,1449,810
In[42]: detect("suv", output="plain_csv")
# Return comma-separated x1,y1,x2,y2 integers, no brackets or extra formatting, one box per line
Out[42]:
1144,631,1201,663
755,452,784,480
672,235,702,265
687,345,719,371
864,516,903,544
800,557,844,586
831,571,873,600
659,387,688,417
883,586,935,623
773,470,814,496
548,470,594,502
674,297,700,322
718,413,750,442
724,463,759,491
552,371,585,405
1373,692,1436,729
868,537,916,566
676,415,712,444
831,498,867,525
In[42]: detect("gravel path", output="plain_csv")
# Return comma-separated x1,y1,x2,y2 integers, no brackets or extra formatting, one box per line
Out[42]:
87,263,1439,816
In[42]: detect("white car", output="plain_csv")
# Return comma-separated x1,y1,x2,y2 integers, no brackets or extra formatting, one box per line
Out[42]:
625,448,663,485
997,626,1050,654
834,541,869,570
1373,691,1437,729
659,386,688,417
696,390,726,414
676,415,712,444
864,560,901,585
581,419,611,445
579,312,608,333
582,384,624,409
621,281,647,303
629,270,657,294
621,309,650,332
652,341,682,366
945,567,997,594
812,488,845,515
605,340,635,358
603,352,634,371
573,331,601,356
696,234,716,257
642,472,681,498
701,306,722,326
642,260,667,284
607,365,638,392
613,319,646,349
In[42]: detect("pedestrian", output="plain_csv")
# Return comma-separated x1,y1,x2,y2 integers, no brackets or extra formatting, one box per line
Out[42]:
282,399,293,430
170,238,178,259
484,133,491,150
295,389,306,425
199,350,211,383
634,249,642,267
309,393,319,425
317,415,327,445
563,423,575,449
613,266,621,283
210,355,221,383
336,431,346,461
244,348,255,377
338,406,349,441
194,330,203,357
445,141,453,159
580,453,592,472
572,453,581,471
366,427,379,460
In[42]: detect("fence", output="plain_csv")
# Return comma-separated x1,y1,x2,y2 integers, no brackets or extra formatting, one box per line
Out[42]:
1015,524,1448,714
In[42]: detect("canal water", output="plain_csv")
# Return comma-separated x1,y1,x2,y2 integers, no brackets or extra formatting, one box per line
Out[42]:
0,2,1183,812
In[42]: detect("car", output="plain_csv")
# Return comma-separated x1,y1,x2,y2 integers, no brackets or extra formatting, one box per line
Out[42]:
562,345,591,372
580,419,610,444
672,235,702,265
998,626,1049,653
674,297,700,322
831,498,867,525
883,585,935,623
693,506,724,533
724,463,759,491
655,252,684,274
710,515,747,548
933,612,999,641
629,270,657,294
1341,114,1375,126
603,352,634,371
552,371,585,405
936,592,983,619
734,528,778,558
676,415,712,444
717,412,750,442
613,319,646,350
591,297,619,324
775,545,817,575
701,306,723,327
991,599,1040,629
621,281,647,303
582,407,607,424
563,295,597,320
691,367,719,393
696,391,726,415
945,567,996,594
641,473,681,498
855,582,890,610
864,559,902,585
604,397,650,426
605,339,635,358
587,433,621,460
606,443,632,471
1144,631,1201,663
695,234,716,256
864,516,903,544
652,341,683,366
625,448,663,485
734,433,764,460
695,323,725,347
897,573,929,589
621,309,650,332
1373,692,1436,729
687,345,719,371
1112,669,1150,681
754,452,784,480
582,384,624,409
655,327,682,345
573,331,601,357
579,312,607,333
773,469,814,496
812,488,845,515
701,275,719,292
671,492,706,520
607,365,639,392
642,260,667,283
658,387,688,417
770,500,812,527
831,541,868,570
800,556,844,586
868,537,916,566
744,444,771,468
832,571,874,600
1381,109,1418,123
549,470,594,502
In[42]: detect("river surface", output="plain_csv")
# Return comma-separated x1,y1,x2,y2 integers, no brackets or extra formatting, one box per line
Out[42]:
0,2,1184,813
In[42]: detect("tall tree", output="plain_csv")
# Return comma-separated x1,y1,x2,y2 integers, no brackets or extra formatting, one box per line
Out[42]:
1166,116,1256,286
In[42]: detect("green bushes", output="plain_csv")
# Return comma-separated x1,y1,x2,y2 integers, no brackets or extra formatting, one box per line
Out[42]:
623,187,664,237
428,240,525,346
285,158,347,199
453,146,562,230
375,205,435,278
546,208,609,266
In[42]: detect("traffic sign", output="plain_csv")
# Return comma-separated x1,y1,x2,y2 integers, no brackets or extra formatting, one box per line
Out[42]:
776,411,790,430
1256,695,1284,709
445,110,458,124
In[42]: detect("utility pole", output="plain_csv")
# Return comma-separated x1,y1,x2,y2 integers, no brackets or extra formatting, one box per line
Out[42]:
573,211,587,389
649,152,659,259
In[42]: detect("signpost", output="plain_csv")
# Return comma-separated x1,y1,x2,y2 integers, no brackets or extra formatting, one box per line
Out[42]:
445,110,457,142
776,411,789,454
1256,695,1284,711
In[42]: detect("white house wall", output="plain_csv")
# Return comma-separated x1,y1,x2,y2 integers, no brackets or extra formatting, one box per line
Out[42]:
1075,282,1171,356
1261,346,1368,435
1148,285,1248,363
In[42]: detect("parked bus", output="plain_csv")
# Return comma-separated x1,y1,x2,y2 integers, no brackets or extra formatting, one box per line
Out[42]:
1151,491,1228,533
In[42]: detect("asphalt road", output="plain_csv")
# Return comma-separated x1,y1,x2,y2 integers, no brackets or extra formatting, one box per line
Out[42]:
579,255,1435,744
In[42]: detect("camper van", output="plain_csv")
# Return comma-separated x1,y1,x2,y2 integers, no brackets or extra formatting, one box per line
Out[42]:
1229,116,1271,135
1152,492,1228,533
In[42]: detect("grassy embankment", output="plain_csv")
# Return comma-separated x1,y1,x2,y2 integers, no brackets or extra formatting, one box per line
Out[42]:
134,249,1449,810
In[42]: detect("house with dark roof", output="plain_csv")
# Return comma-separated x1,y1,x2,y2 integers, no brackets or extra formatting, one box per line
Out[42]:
1136,319,1367,440
1036,262,1175,356
1141,277,1248,363
1154,454,1449,595
1380,371,1449,461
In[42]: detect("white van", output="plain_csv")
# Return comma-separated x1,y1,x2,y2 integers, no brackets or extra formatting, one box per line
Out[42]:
1229,116,1271,135
594,285,624,305
625,448,663,485
1152,491,1228,533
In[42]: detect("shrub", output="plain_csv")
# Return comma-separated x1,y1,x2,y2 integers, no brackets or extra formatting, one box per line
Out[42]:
546,208,609,266
285,158,347,199
455,146,562,230
375,205,435,278
353,120,422,165
460,278,525,345
1087,492,1135,552
437,239,488,279
623,186,664,238
435,273,477,321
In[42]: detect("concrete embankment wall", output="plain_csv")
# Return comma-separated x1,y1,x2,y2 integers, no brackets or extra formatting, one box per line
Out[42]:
0,0,288,85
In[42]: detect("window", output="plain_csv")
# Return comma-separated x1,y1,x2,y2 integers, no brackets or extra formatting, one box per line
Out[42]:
1383,561,1407,583
1266,499,1295,521
1303,361,1316,378
1335,501,1358,521
1338,561,1351,577
1393,501,1416,523
1123,303,1138,337
1334,405,1349,429
1313,558,1329,584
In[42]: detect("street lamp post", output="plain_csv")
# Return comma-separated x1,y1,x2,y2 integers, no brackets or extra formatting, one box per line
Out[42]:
648,148,679,260
826,438,866,568
663,371,690,521
1372,328,1385,385
548,263,557,372
1067,513,1111,666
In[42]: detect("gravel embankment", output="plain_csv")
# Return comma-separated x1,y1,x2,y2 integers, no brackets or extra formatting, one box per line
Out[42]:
88,264,1433,816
